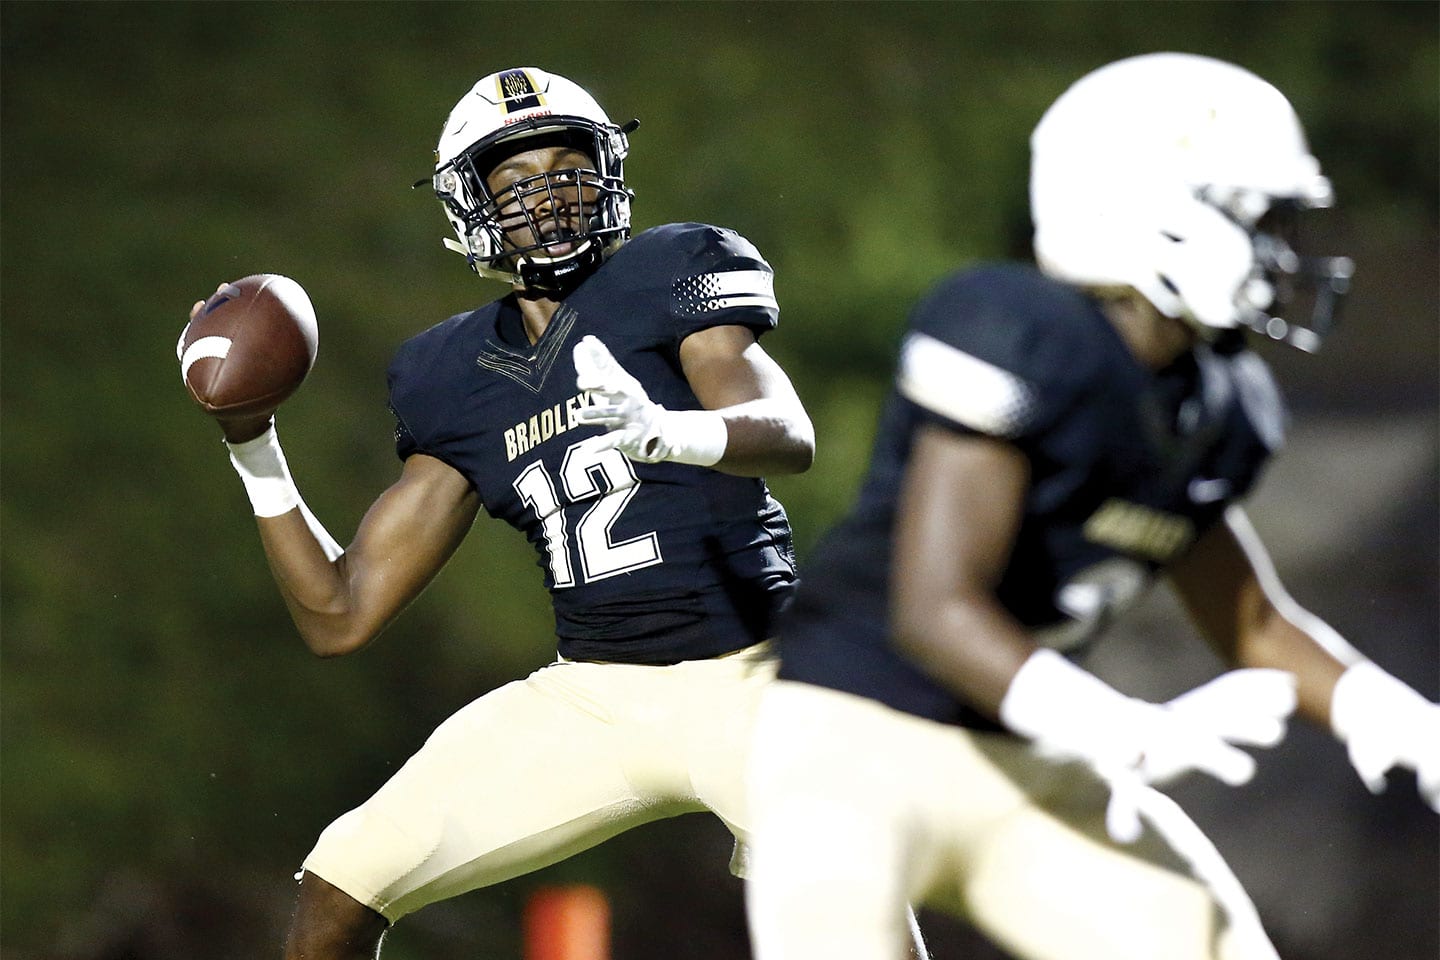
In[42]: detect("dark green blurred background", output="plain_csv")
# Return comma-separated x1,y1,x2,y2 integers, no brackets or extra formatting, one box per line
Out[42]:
2,3,1435,958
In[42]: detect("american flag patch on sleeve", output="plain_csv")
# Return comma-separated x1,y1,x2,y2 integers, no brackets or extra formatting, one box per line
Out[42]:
672,269,777,316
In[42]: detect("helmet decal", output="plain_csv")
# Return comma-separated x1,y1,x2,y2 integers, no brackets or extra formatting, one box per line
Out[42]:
495,69,545,113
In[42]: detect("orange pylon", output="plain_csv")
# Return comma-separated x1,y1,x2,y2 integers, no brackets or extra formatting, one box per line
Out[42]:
524,884,611,960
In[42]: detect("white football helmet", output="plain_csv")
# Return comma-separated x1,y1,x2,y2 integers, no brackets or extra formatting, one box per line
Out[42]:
432,67,633,294
1030,53,1353,351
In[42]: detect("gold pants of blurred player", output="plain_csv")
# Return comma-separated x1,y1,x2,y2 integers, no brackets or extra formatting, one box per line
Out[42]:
302,642,775,922
745,680,1277,960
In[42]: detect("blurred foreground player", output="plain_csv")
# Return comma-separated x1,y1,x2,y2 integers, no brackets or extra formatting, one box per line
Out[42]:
745,53,1439,960
184,67,815,958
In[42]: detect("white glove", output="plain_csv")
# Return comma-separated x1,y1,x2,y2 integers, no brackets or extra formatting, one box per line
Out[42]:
1331,661,1440,812
1000,649,1297,843
572,335,727,466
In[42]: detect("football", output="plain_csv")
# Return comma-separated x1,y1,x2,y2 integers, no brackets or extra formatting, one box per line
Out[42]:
178,273,318,419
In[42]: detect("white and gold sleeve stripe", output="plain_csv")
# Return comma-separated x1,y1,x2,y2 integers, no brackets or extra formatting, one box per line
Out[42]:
897,332,1037,438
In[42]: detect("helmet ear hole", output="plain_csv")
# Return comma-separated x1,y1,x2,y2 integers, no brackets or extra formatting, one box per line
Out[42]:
1153,197,1259,330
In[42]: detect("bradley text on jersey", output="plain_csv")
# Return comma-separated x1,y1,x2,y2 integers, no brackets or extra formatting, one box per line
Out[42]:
505,390,597,462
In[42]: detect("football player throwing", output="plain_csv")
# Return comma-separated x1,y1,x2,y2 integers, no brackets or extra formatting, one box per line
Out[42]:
186,67,815,959
745,53,1438,960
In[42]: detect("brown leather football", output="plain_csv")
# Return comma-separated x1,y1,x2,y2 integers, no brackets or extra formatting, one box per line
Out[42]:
178,274,318,418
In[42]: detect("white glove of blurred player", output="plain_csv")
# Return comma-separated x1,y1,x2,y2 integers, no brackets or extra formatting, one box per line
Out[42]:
572,335,727,466
1000,649,1297,843
1330,661,1440,812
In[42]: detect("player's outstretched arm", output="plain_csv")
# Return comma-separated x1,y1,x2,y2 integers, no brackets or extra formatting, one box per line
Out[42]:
572,328,814,477
183,297,481,658
246,447,479,658
890,425,1295,841
1169,507,1440,811
219,421,479,658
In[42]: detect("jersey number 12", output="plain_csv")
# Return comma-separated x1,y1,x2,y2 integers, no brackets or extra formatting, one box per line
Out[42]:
513,440,663,589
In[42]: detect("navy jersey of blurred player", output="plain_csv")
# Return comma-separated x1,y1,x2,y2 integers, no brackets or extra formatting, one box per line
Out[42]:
745,53,1438,960
781,263,1281,722
389,222,796,663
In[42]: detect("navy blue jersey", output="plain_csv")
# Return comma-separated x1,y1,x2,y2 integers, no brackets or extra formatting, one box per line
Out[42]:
388,222,798,664
780,263,1285,725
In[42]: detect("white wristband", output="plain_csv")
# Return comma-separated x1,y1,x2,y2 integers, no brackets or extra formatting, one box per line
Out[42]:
662,408,728,467
224,424,343,560
226,425,300,517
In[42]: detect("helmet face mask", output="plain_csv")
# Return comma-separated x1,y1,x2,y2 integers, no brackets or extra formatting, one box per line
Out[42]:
432,68,633,296
1214,196,1353,353
1030,53,1354,352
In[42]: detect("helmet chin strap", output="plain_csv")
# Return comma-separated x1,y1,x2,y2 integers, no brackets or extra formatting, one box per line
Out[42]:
515,239,606,297
444,234,607,296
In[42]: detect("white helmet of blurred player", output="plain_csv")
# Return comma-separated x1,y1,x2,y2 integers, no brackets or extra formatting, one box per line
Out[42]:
432,67,634,295
1030,52,1353,351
